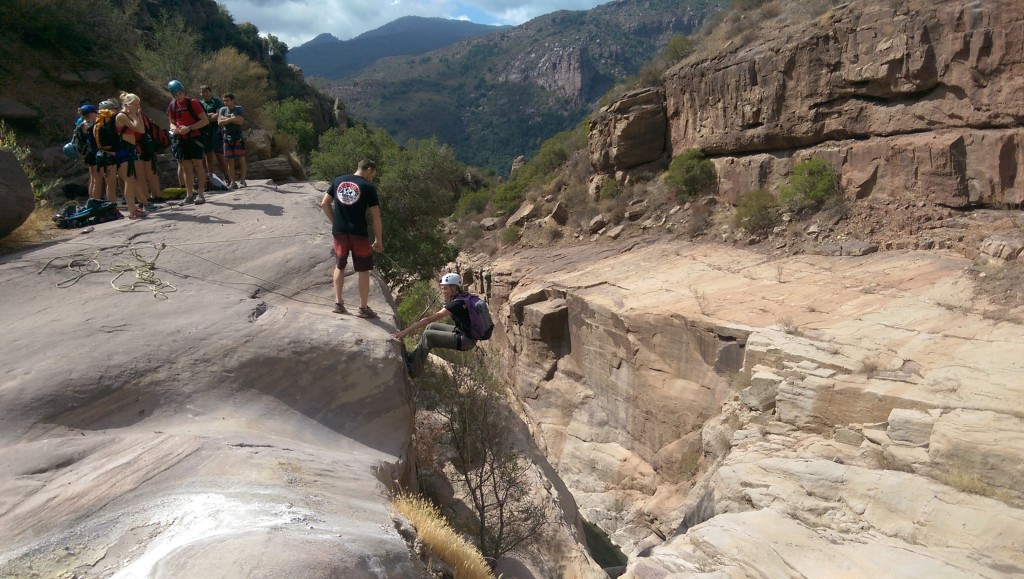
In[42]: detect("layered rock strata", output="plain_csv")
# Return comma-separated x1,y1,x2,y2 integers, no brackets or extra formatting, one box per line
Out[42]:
594,0,1024,207
473,238,1024,576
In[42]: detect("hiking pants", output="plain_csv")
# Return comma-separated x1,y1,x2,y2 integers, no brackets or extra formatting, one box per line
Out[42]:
408,323,475,377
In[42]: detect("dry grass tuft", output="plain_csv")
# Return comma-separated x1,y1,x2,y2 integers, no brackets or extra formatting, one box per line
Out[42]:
0,207,63,254
393,494,494,579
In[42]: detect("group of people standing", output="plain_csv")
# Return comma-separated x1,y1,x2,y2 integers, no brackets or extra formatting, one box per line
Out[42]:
71,80,248,218
167,80,248,205
74,94,162,219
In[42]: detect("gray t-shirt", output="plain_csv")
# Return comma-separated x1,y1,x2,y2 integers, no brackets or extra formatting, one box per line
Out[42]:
218,105,245,138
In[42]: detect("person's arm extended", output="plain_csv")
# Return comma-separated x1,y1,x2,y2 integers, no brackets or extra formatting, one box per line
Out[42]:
320,193,333,223
391,307,449,339
369,205,383,252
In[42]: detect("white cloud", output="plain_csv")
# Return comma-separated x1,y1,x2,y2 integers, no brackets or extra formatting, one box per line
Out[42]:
218,0,609,48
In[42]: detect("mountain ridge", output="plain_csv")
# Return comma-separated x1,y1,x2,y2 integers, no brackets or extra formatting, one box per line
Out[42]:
288,16,508,80
317,0,726,175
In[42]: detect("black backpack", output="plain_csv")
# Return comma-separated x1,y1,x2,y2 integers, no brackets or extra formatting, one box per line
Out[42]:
70,122,89,156
93,109,123,152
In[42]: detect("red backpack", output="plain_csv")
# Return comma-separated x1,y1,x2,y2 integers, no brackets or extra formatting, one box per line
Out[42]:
144,115,170,150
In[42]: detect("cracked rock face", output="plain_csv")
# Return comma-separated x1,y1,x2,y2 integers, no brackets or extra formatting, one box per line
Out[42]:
595,0,1024,207
0,183,420,578
474,238,1024,576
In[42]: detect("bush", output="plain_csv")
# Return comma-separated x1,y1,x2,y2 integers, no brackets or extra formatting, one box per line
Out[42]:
137,12,204,91
599,178,619,200
0,121,61,202
665,149,716,201
734,189,779,235
1,0,137,61
501,226,521,246
492,180,526,214
197,48,273,127
778,158,840,213
664,35,695,65
311,127,459,286
397,280,440,328
455,188,491,218
263,97,315,157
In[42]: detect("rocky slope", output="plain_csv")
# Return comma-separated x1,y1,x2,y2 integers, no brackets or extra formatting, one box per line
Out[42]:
0,184,421,577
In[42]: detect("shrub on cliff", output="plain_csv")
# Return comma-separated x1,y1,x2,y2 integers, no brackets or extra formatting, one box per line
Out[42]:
779,158,841,213
416,352,550,569
311,126,460,285
666,149,716,201
734,189,780,235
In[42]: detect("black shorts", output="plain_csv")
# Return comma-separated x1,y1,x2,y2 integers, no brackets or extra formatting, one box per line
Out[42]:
201,128,223,153
173,137,204,161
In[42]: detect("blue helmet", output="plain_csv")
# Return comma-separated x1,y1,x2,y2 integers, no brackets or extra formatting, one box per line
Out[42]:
63,142,78,158
167,80,184,94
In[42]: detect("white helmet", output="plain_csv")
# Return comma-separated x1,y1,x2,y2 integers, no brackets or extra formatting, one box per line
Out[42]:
439,272,462,286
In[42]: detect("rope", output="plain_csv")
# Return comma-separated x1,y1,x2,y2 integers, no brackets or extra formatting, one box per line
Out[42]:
32,231,394,306
37,242,177,299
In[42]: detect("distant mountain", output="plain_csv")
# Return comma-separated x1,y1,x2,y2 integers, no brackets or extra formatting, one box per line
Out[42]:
288,16,508,79
320,0,726,175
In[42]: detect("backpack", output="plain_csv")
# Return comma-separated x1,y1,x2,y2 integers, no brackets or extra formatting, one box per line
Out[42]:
52,198,122,229
70,122,89,156
456,292,494,341
93,109,122,152
144,115,170,150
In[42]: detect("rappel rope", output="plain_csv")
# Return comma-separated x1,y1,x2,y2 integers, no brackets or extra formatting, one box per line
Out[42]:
34,232,393,304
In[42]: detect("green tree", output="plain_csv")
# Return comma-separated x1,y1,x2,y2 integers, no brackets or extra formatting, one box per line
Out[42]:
266,34,289,61
263,97,315,157
665,149,717,201
137,12,204,90
377,139,462,285
311,127,460,286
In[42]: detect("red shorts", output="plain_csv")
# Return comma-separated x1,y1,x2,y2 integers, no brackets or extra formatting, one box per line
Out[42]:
332,233,373,272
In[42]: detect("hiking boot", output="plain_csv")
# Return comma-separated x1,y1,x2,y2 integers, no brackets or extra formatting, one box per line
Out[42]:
332,302,348,314
195,195,206,205
229,181,239,190
183,195,196,204
145,203,159,212
239,180,247,188
356,305,377,319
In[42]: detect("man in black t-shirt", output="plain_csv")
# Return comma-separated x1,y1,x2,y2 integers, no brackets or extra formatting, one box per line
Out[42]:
390,272,477,377
319,159,383,318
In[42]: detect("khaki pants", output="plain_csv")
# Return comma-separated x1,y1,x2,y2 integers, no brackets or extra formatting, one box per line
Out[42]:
408,323,475,377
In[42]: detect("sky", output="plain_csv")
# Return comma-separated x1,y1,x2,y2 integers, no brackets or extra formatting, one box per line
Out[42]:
218,0,612,49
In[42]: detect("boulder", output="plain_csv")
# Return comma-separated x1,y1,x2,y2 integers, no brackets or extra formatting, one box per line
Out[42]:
887,408,935,447
589,88,667,173
480,217,501,231
245,128,273,162
247,156,295,181
0,98,37,122
548,201,569,226
980,233,1024,261
587,214,608,234
506,201,537,228
0,151,34,238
